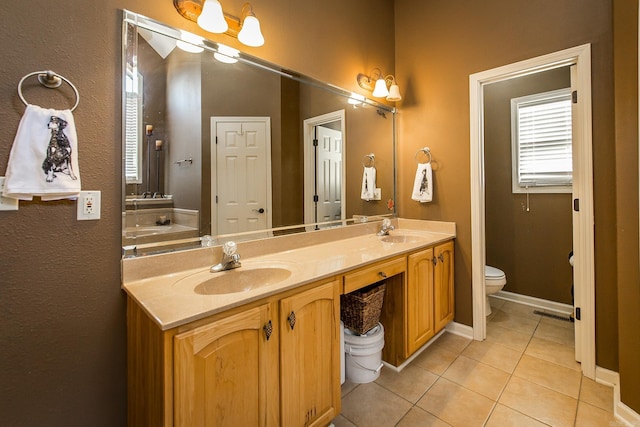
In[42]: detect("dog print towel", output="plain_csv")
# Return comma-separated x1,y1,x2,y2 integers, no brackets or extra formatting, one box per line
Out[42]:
3,104,81,200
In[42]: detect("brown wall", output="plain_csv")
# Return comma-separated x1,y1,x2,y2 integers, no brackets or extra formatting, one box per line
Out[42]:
0,0,395,424
613,0,640,414
484,68,573,304
395,0,618,371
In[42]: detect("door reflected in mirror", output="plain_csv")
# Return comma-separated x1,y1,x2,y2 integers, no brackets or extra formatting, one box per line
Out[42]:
122,11,396,257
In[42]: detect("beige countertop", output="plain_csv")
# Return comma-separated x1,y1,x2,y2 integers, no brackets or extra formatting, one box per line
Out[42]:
122,218,455,330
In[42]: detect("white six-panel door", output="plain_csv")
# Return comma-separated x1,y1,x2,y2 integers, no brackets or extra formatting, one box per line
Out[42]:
212,117,271,236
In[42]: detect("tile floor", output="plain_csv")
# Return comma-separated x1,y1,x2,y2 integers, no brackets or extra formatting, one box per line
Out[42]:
335,298,623,427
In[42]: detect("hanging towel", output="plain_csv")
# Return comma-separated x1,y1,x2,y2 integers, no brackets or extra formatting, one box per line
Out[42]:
3,104,81,200
361,166,376,201
411,163,433,203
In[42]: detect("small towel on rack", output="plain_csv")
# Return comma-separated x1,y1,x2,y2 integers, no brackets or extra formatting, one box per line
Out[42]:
361,166,376,201
411,163,433,203
3,104,81,200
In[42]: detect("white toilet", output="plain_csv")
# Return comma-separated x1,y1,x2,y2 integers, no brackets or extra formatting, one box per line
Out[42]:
485,265,506,315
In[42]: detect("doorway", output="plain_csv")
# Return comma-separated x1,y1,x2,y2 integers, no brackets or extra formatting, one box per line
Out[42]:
211,116,272,236
303,110,346,227
469,44,596,379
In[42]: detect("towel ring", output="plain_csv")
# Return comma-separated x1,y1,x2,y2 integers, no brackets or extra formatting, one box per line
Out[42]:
17,70,80,111
362,153,375,168
414,147,432,164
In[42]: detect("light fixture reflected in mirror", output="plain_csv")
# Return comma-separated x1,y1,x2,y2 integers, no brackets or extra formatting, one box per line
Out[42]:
357,68,402,102
214,44,240,63
174,0,265,47
176,30,205,53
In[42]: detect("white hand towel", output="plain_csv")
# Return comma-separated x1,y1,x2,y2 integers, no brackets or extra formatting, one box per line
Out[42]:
3,104,81,200
361,166,376,201
411,163,433,203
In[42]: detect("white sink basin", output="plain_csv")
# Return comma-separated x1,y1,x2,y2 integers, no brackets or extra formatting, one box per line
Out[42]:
173,265,293,295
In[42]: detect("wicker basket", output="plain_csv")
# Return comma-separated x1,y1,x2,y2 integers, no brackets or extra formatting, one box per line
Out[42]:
341,282,386,335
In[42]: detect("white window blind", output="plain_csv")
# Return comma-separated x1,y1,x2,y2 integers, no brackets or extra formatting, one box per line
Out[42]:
511,88,573,193
125,72,143,184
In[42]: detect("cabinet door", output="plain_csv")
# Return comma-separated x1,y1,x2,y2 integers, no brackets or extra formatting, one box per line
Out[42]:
173,303,279,427
280,280,340,427
434,241,455,332
407,248,435,355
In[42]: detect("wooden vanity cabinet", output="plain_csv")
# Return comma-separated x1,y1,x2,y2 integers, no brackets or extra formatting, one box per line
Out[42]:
173,303,279,427
406,240,455,357
434,240,455,332
279,280,341,427
407,248,436,355
343,257,407,366
127,278,341,427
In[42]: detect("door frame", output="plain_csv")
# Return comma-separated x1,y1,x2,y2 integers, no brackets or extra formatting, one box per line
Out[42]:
303,110,346,226
469,44,596,379
211,116,272,236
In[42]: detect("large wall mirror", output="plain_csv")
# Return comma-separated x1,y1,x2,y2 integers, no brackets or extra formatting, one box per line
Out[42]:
122,11,396,257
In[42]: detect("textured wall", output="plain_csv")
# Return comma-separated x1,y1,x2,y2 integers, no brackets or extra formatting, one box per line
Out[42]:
0,0,395,425
394,0,618,371
613,0,640,414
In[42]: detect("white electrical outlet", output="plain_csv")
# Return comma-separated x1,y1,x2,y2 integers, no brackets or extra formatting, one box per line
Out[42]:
0,177,19,211
77,191,101,220
373,188,382,201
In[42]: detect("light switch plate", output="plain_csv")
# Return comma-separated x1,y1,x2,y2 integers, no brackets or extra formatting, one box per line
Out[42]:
0,177,19,211
373,188,382,201
77,190,101,220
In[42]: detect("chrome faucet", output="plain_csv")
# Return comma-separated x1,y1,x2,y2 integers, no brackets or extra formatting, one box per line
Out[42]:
211,241,242,272
377,218,395,236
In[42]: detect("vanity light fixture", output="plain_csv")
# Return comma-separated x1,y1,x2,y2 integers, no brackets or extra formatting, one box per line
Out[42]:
173,0,265,47
357,68,402,102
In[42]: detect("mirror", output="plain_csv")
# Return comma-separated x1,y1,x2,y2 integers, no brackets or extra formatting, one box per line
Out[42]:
122,11,396,257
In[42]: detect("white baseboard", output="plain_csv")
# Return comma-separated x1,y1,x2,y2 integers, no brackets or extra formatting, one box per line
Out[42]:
595,366,640,427
493,290,573,316
445,321,474,339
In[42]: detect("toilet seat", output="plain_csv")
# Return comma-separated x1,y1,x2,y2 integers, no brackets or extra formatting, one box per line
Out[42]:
485,265,506,286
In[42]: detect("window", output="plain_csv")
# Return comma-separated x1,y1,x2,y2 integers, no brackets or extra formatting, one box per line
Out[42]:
511,88,572,193
124,69,143,184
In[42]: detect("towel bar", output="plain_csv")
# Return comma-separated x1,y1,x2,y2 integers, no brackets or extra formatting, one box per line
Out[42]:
17,70,80,111
414,147,432,164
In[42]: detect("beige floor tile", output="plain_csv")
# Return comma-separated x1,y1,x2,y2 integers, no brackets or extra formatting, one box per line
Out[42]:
540,315,575,330
499,376,578,427
442,355,510,400
490,310,540,335
431,332,472,355
575,401,625,427
340,382,412,427
332,414,357,427
485,404,547,427
375,364,438,403
513,354,582,398
417,378,495,427
461,340,523,374
580,377,614,412
396,407,452,427
488,296,506,311
341,379,358,398
533,320,575,347
412,343,458,375
524,337,581,371
485,324,532,352
499,301,543,321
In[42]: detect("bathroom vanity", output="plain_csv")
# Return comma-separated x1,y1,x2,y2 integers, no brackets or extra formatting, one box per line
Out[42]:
123,219,455,426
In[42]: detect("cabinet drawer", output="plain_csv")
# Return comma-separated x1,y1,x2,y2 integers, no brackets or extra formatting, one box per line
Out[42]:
343,257,406,294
